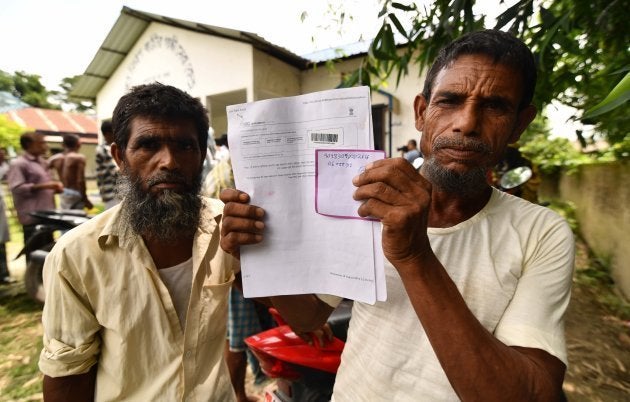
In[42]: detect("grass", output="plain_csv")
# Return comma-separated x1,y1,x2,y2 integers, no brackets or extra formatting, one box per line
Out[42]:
575,249,630,320
0,287,43,401
0,180,102,401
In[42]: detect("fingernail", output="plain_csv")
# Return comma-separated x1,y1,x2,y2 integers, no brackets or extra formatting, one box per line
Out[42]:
255,221,264,229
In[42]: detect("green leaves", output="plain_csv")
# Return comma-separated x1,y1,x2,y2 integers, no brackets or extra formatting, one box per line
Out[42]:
0,115,25,150
332,0,629,149
519,133,592,175
371,23,398,61
582,71,630,120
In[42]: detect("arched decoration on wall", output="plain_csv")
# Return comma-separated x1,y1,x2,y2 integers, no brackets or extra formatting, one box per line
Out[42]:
125,34,196,91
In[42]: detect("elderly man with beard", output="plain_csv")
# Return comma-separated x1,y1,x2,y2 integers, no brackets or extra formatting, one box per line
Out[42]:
39,83,238,402
220,30,574,401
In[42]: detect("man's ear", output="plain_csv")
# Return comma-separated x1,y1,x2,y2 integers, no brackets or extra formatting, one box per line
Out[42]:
509,104,537,144
110,143,123,168
414,94,428,132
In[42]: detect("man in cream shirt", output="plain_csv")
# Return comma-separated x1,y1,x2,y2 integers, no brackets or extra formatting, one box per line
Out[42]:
220,30,574,401
40,83,237,401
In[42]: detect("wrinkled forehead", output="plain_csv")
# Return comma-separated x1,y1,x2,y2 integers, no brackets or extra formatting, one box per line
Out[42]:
129,115,199,139
433,55,524,99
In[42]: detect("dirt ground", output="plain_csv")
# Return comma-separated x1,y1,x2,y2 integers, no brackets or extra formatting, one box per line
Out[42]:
562,240,630,401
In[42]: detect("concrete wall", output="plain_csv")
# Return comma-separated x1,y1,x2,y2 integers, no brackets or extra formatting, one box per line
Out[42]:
253,50,301,100
541,162,630,299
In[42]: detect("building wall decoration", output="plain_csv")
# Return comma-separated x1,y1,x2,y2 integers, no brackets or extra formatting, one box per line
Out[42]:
124,33,196,91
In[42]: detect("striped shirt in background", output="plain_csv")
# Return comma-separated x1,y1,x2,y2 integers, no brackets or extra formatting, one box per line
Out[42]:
95,143,119,207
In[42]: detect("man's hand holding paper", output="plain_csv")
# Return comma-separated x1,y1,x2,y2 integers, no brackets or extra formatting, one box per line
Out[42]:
352,157,434,274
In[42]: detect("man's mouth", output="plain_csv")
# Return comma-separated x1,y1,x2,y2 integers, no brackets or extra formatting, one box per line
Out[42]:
151,181,185,190
146,173,190,192
439,146,484,159
433,138,491,161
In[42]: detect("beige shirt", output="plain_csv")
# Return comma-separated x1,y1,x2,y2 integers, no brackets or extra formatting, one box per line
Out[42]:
39,198,238,402
332,189,574,401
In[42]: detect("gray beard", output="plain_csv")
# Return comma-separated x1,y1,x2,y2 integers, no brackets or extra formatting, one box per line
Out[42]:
421,137,492,197
117,171,202,242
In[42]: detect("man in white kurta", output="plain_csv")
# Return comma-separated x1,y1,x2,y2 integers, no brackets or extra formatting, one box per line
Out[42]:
219,30,575,401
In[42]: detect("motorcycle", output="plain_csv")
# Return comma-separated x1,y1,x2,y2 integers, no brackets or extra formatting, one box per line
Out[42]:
245,299,353,402
16,210,90,303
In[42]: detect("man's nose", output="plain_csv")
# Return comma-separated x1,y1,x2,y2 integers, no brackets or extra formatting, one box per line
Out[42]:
452,102,480,136
157,145,179,170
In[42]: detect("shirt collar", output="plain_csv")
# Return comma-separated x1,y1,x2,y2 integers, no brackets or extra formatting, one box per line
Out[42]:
23,152,40,161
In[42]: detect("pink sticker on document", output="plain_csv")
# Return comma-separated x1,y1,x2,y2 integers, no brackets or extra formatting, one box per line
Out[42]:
315,149,386,219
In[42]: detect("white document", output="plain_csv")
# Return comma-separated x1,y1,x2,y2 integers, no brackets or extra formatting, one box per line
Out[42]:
227,87,386,304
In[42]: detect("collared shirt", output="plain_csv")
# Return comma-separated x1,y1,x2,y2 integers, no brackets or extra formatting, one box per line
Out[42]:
7,153,56,225
95,143,118,203
39,197,238,402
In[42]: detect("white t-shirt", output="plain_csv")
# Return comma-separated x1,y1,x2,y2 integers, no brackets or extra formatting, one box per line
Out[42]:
332,189,575,401
158,257,193,329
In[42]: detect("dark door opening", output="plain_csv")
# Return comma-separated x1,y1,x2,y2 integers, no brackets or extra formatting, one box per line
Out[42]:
371,104,387,152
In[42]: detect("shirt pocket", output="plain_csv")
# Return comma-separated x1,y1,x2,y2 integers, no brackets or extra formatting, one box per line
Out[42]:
199,274,234,342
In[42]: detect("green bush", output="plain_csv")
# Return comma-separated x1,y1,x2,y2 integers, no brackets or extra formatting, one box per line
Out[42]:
519,134,592,175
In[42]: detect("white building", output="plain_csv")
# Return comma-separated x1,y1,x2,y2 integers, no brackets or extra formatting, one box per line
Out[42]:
72,7,425,156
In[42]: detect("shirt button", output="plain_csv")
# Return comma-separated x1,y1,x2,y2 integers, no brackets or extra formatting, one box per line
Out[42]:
185,350,193,359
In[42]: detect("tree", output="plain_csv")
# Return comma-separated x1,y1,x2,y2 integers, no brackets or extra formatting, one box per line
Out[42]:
338,0,629,147
56,75,94,112
0,70,94,113
0,70,60,110
0,114,25,151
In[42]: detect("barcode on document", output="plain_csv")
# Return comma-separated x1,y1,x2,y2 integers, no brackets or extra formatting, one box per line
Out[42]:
311,133,339,143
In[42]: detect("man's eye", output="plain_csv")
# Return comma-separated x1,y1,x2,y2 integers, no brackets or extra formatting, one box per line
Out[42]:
178,141,197,151
434,98,457,106
484,100,509,112
136,139,160,150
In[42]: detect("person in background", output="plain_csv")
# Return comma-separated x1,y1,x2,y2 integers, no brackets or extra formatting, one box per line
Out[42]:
0,147,13,284
200,128,218,183
220,30,574,401
0,147,10,179
7,132,63,257
401,139,421,163
52,134,93,210
39,83,238,402
47,148,65,180
214,133,230,162
95,120,119,210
